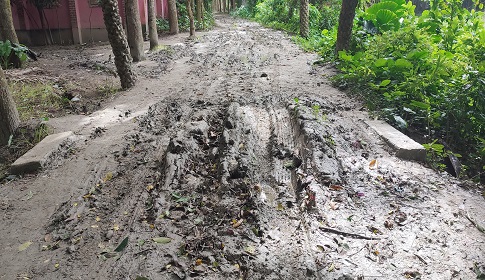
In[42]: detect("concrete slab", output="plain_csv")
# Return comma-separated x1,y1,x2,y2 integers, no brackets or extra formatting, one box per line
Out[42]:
10,131,74,175
365,120,426,162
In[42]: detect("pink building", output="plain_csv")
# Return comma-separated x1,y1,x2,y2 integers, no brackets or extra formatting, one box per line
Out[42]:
11,0,168,45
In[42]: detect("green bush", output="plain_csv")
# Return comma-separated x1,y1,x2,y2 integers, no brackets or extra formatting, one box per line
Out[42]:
156,2,214,32
335,0,485,179
0,40,28,69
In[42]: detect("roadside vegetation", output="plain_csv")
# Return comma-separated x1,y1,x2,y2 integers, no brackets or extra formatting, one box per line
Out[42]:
233,0,485,182
157,0,215,32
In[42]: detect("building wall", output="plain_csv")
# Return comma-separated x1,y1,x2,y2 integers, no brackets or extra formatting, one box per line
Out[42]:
11,0,168,46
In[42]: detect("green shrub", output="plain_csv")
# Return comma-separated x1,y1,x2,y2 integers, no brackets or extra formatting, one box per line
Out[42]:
0,40,28,69
335,0,485,179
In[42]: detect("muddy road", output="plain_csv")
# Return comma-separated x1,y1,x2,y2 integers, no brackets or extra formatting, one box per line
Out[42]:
1,15,484,280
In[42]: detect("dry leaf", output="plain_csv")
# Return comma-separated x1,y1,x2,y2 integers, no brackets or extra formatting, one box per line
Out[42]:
329,185,344,191
369,159,377,169
196,259,203,266
276,203,284,211
329,201,339,210
113,224,120,231
146,185,154,191
103,172,113,182
244,246,255,255
153,237,172,244
95,216,101,222
232,219,244,228
18,241,32,252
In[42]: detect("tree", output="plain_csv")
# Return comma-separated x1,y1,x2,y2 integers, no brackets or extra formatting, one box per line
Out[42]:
300,0,309,38
147,0,159,50
196,0,203,23
335,0,358,53
168,0,179,34
0,67,20,145
187,0,195,37
0,0,19,43
125,0,145,62
99,0,136,89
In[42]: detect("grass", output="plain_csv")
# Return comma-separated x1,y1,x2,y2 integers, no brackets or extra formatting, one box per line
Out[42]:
96,78,119,97
9,81,69,121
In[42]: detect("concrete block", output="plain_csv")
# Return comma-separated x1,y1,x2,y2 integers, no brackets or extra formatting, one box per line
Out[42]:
10,131,74,175
365,120,426,161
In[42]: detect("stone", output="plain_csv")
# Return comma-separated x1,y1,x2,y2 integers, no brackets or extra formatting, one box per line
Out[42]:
10,131,74,175
365,120,426,161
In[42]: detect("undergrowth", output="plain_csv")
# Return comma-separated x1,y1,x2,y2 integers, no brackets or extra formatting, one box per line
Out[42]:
233,0,485,181
9,81,69,121
157,0,215,33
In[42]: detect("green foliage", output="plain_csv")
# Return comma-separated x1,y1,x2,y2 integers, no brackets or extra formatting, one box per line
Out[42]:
156,2,214,32
335,0,485,179
9,81,69,121
231,6,253,18
0,40,28,69
156,17,170,32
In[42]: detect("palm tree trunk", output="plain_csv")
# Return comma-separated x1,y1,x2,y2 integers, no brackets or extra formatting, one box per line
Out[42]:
0,67,20,145
99,0,136,89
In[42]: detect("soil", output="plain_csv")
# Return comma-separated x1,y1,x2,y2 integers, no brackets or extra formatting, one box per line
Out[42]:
1,15,485,280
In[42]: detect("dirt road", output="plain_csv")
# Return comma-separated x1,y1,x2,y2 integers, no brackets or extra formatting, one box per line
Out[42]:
1,15,484,280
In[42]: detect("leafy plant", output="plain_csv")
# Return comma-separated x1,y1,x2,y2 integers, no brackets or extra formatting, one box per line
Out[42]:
0,40,29,69
334,0,485,180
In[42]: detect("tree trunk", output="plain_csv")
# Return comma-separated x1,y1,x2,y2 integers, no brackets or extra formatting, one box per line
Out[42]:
0,0,19,44
196,0,203,23
230,0,235,11
187,0,195,37
335,0,358,53
0,67,20,145
99,0,136,89
147,0,159,50
299,0,309,38
125,0,145,62
222,0,226,13
167,0,179,34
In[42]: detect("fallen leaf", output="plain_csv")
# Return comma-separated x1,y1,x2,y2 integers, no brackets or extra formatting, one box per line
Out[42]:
113,224,120,231
384,220,394,229
195,259,203,266
276,203,284,211
330,185,344,191
146,185,154,191
369,159,377,169
244,246,255,255
373,250,380,256
95,216,101,222
91,225,99,228
114,237,129,252
368,226,383,235
103,172,113,182
316,245,325,252
153,237,172,244
18,241,32,252
54,263,59,269
233,219,244,228
329,201,339,210
22,191,34,201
